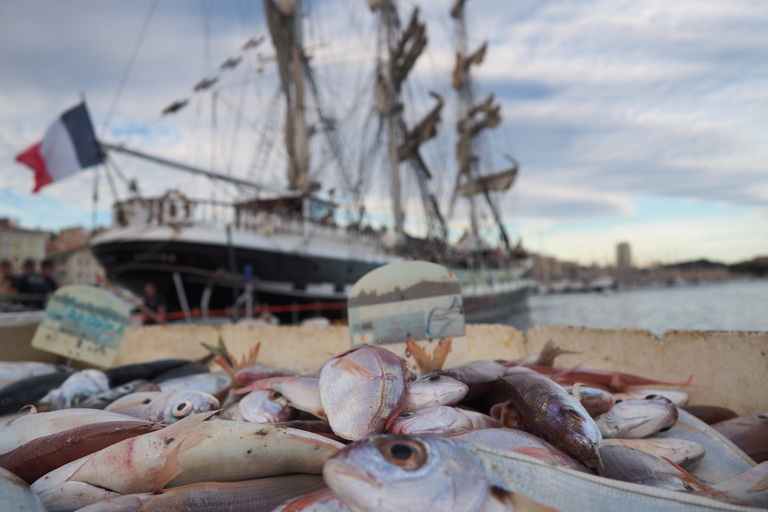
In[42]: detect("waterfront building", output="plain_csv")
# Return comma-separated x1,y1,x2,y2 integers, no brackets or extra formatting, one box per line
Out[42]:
0,218,48,272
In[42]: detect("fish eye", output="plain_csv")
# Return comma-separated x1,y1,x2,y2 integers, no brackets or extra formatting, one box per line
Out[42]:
119,385,133,393
426,374,443,382
269,391,284,401
171,400,194,417
559,406,585,423
614,399,623,404
644,394,659,400
377,439,428,471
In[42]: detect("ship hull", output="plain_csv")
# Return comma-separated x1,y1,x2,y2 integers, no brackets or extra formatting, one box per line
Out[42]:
90,225,530,324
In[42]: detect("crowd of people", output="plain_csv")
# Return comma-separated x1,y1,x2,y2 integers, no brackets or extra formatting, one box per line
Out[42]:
0,258,58,309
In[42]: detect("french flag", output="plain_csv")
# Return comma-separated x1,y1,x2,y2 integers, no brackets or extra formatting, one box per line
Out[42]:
15,102,104,193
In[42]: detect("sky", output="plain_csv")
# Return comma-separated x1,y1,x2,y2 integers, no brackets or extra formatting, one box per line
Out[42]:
0,0,766,267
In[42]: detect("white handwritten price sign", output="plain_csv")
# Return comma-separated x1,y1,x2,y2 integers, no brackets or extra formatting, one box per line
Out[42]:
32,285,129,367
347,261,468,371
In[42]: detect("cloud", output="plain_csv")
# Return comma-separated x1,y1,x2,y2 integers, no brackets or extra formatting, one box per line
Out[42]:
1,0,767,263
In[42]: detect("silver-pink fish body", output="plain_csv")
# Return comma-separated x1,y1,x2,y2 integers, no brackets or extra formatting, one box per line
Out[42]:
244,376,325,419
595,396,678,439
402,374,468,413
388,406,502,435
272,487,352,512
319,346,406,440
564,385,616,418
234,365,295,386
231,388,297,423
105,390,220,423
449,428,591,473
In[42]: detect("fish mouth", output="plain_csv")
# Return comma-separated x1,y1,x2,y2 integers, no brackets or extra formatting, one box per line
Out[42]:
324,459,383,490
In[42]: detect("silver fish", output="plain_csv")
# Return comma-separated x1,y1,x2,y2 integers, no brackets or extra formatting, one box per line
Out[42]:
499,368,603,461
74,474,326,512
237,376,325,419
427,360,506,401
402,374,468,413
595,396,678,439
0,361,63,388
564,384,615,417
614,389,690,407
658,409,756,485
325,435,762,512
324,435,495,512
105,390,219,423
78,380,159,409
0,466,47,512
271,487,352,512
43,370,111,410
602,437,706,466
156,370,231,396
388,406,501,435
319,345,406,440
224,388,297,423
0,408,150,455
32,415,344,511
449,428,591,473
598,444,714,493
712,461,768,508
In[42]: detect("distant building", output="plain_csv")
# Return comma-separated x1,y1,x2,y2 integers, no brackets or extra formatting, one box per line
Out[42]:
616,242,632,281
0,218,49,272
47,247,105,286
616,242,631,270
45,227,105,286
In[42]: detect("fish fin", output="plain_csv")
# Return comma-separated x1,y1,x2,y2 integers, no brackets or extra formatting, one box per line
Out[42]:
535,340,580,366
487,486,560,512
243,342,261,368
331,358,376,378
509,447,557,460
158,409,218,439
746,468,768,493
660,456,714,493
571,382,583,401
151,438,185,492
432,338,452,370
623,374,695,391
405,337,432,375
213,356,238,383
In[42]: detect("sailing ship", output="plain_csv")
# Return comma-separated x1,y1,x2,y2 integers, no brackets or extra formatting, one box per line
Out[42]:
88,0,532,323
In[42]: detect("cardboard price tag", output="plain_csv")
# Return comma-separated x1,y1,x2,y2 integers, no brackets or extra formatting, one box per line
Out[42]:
31,285,129,367
347,261,468,370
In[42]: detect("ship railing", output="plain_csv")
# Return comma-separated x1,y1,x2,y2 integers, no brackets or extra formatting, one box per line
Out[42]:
194,205,384,251
116,195,386,252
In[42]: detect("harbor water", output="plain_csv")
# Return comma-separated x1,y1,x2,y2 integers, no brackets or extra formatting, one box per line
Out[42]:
504,278,768,336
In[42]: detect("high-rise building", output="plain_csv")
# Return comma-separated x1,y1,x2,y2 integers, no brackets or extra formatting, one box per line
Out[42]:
616,242,632,272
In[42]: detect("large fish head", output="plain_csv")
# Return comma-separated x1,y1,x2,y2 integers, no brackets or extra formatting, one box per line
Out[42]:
540,393,603,461
324,435,488,512
404,374,468,411
597,396,678,438
47,370,111,410
238,389,296,423
160,390,220,423
319,345,406,440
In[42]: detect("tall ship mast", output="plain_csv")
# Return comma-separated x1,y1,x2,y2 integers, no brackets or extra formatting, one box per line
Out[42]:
83,0,530,323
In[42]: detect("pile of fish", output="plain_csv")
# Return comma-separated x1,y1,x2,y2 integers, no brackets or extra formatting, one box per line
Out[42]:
0,339,766,511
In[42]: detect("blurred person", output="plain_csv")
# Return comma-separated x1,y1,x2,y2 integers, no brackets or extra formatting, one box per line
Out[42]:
142,281,166,325
41,260,59,304
0,259,17,294
15,259,48,309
